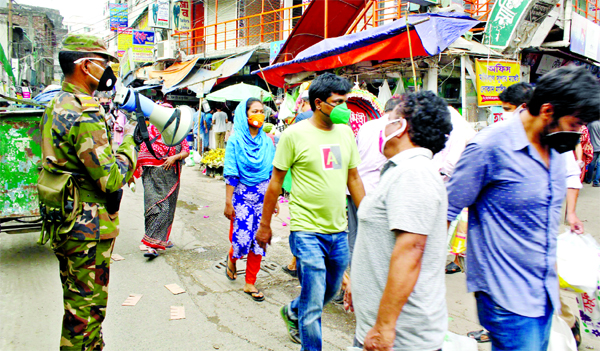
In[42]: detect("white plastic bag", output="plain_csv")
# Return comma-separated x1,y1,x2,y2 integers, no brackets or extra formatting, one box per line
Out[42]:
556,231,600,294
442,331,477,351
548,314,578,351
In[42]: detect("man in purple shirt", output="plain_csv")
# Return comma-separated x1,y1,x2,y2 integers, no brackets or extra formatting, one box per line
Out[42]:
447,65,600,351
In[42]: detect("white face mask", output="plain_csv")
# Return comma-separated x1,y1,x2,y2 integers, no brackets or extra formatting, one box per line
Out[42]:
501,111,514,121
379,118,407,155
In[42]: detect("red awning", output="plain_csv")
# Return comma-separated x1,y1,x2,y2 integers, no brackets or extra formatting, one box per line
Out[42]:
272,0,367,64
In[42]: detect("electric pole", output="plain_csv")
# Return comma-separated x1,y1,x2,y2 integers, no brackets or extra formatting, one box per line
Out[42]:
8,0,12,61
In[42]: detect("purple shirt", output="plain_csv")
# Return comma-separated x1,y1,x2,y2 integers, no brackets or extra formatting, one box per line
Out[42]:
447,114,566,317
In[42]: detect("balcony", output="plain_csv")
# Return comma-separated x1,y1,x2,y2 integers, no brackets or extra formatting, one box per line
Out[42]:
172,0,499,58
172,3,308,56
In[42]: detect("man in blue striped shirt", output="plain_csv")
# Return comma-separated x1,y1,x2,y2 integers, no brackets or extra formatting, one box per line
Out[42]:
447,65,600,351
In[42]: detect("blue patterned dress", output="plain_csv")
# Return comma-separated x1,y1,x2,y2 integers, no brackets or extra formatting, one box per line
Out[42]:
225,176,269,258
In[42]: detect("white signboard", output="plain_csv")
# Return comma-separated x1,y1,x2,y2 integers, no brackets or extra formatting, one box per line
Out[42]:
148,0,170,29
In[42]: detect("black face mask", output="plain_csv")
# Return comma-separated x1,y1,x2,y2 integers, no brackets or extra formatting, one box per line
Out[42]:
87,60,117,92
95,66,117,92
541,131,582,153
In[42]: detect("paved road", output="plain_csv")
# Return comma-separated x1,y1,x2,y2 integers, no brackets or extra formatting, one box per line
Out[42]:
1,166,599,350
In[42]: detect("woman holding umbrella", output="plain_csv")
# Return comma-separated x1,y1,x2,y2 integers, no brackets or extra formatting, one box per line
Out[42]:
223,98,276,301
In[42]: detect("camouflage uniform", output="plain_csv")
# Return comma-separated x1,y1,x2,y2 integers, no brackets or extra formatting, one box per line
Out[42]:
40,35,136,350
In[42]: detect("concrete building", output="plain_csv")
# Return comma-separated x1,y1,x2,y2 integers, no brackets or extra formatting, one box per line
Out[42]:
0,2,67,91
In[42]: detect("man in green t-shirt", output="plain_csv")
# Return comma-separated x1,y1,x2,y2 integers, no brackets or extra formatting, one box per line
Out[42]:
257,73,365,350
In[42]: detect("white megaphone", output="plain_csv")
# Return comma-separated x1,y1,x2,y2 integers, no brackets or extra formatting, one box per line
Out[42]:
113,79,193,146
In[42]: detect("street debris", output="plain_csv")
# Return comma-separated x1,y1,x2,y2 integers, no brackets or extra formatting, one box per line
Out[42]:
122,294,142,306
165,283,186,295
170,306,185,320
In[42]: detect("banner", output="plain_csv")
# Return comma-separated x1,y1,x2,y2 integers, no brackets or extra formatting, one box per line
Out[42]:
132,30,155,46
570,12,600,62
269,40,285,64
173,0,191,32
475,59,521,106
109,4,128,31
117,29,153,62
148,0,170,29
117,29,133,57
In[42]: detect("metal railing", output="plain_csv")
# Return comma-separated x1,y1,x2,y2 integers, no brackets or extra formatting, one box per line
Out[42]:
172,3,309,55
463,0,495,27
573,0,599,23
346,0,411,34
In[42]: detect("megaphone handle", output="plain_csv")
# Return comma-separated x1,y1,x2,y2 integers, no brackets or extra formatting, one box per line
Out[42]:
133,91,163,160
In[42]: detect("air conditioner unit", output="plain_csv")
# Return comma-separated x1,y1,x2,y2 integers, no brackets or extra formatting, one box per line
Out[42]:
154,40,177,61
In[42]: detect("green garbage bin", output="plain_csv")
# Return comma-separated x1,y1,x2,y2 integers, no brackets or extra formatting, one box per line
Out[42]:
0,108,44,232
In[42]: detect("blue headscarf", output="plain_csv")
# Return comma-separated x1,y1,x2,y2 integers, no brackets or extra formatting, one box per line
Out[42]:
224,98,275,186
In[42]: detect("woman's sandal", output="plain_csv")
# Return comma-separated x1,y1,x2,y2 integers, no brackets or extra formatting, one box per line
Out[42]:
445,261,462,274
467,329,491,343
244,289,265,302
144,248,159,259
225,255,236,281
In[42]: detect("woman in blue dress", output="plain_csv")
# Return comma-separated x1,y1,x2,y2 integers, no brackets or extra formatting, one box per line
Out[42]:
223,97,276,301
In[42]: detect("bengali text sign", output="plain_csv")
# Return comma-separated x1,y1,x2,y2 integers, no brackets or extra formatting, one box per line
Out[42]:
475,60,521,106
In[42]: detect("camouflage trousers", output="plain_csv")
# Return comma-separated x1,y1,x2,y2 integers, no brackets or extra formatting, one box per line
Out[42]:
52,238,115,351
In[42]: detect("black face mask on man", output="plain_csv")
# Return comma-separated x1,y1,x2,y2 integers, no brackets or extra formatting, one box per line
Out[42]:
74,57,117,91
541,131,582,154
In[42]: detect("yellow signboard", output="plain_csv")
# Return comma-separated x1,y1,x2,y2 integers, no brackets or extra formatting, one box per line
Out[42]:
475,59,521,106
117,29,153,62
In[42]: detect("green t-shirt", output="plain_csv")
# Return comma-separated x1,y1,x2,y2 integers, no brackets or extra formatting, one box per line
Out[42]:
273,120,360,234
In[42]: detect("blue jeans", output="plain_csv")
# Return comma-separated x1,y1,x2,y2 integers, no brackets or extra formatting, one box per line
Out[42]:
288,231,349,351
585,151,600,184
476,292,553,351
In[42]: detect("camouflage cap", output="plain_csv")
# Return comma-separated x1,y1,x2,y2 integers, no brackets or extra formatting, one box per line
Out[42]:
60,34,119,63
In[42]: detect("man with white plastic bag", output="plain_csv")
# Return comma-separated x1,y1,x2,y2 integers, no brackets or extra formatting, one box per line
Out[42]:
447,66,600,351
557,230,600,344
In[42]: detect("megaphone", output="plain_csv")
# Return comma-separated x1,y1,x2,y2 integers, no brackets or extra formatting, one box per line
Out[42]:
113,80,193,146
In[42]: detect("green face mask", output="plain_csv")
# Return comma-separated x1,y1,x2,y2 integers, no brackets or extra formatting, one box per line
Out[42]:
323,102,352,124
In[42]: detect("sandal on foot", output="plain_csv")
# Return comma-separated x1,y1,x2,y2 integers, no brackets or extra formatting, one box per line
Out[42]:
445,261,462,274
225,255,236,281
166,241,174,248
144,248,159,259
282,265,298,278
244,289,265,302
467,329,490,343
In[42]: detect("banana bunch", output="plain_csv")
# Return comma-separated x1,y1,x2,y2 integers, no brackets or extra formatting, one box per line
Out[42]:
201,148,226,167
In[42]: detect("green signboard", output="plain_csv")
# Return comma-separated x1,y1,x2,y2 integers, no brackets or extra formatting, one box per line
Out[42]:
483,0,532,49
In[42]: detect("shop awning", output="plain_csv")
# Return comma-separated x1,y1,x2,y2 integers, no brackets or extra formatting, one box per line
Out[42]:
163,68,221,95
149,56,201,90
255,13,479,88
157,50,254,95
272,0,367,64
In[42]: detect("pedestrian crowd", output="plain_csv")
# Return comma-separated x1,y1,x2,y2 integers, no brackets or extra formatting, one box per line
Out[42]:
39,34,600,351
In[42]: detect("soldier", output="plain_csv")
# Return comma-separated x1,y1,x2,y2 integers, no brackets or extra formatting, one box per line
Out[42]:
39,34,137,350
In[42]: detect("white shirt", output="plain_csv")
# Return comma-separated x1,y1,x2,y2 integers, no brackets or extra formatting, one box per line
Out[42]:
432,106,476,180
212,111,227,133
355,114,389,195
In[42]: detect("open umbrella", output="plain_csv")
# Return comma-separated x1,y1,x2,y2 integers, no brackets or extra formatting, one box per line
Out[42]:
205,82,273,102
254,13,479,88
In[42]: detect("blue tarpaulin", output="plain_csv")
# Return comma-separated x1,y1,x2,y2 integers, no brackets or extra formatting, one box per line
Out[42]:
255,13,479,87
